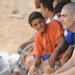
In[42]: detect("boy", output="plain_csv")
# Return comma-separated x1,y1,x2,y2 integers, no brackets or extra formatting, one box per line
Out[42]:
48,2,75,75
25,11,65,75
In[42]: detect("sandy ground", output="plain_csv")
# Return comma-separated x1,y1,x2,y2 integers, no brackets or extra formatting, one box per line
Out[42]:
0,0,37,55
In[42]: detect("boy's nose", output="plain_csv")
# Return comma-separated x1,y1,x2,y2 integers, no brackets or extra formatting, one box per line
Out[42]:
37,23,41,27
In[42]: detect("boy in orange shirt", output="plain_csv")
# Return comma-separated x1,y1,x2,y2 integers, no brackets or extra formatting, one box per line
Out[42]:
24,11,65,75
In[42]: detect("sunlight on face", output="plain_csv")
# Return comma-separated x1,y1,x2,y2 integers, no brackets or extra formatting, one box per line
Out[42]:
31,18,46,33
60,9,74,30
40,4,48,20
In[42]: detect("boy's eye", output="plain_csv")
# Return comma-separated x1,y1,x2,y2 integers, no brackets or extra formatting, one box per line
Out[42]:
33,19,43,27
57,14,61,17
38,20,43,24
63,15,66,17
34,24,38,27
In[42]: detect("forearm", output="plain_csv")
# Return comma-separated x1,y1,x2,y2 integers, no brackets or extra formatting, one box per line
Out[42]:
49,41,70,68
28,37,34,43
20,35,34,49
61,46,73,64
26,46,33,53
20,42,32,49
33,56,41,67
56,56,74,74
25,39,34,45
55,41,70,55
64,46,73,60
56,67,75,75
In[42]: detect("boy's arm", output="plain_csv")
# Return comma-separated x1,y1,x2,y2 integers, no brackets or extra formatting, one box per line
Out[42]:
54,51,74,74
30,55,41,75
20,33,35,49
60,46,73,65
22,47,33,61
34,55,41,67
20,37,34,49
49,40,70,68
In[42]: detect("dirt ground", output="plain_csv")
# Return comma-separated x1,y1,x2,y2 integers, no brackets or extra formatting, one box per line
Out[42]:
0,0,37,56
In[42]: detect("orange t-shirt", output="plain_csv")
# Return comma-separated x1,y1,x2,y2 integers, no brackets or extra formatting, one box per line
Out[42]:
33,20,64,56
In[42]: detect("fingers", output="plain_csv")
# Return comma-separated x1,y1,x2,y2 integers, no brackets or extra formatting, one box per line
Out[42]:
34,71,38,75
49,53,59,68
31,69,36,75
49,59,55,68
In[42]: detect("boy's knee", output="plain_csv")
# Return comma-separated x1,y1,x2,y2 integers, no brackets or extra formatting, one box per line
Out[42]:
43,65,55,74
25,56,34,70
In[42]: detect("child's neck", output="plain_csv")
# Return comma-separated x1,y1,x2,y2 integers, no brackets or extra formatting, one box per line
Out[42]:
42,24,47,36
48,11,54,20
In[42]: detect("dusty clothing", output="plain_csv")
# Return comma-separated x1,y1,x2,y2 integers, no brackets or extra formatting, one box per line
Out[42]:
14,43,34,75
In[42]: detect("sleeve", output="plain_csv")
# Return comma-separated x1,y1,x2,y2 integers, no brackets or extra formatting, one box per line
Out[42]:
65,31,75,45
33,33,44,56
51,20,64,40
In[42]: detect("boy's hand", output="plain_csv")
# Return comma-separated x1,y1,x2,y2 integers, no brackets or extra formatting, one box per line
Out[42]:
49,52,59,68
22,52,28,61
29,66,38,75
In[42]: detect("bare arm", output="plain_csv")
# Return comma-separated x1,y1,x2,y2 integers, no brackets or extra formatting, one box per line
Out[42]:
20,33,36,49
56,41,70,54
20,37,34,49
29,55,41,75
54,49,75,74
56,34,70,55
34,55,41,67
49,34,70,68
60,46,73,66
22,47,33,61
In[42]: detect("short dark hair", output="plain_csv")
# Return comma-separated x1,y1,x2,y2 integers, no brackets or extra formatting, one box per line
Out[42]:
63,2,75,15
28,11,44,26
40,0,54,12
54,2,67,14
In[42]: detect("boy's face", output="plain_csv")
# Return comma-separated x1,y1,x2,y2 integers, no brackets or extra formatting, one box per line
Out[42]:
31,18,46,33
40,4,48,20
60,9,74,30
34,0,40,8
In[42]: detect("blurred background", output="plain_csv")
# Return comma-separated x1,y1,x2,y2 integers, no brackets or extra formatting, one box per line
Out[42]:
0,0,37,55
0,0,75,56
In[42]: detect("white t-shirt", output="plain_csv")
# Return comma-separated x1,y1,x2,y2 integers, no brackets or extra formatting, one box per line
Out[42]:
46,15,59,23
